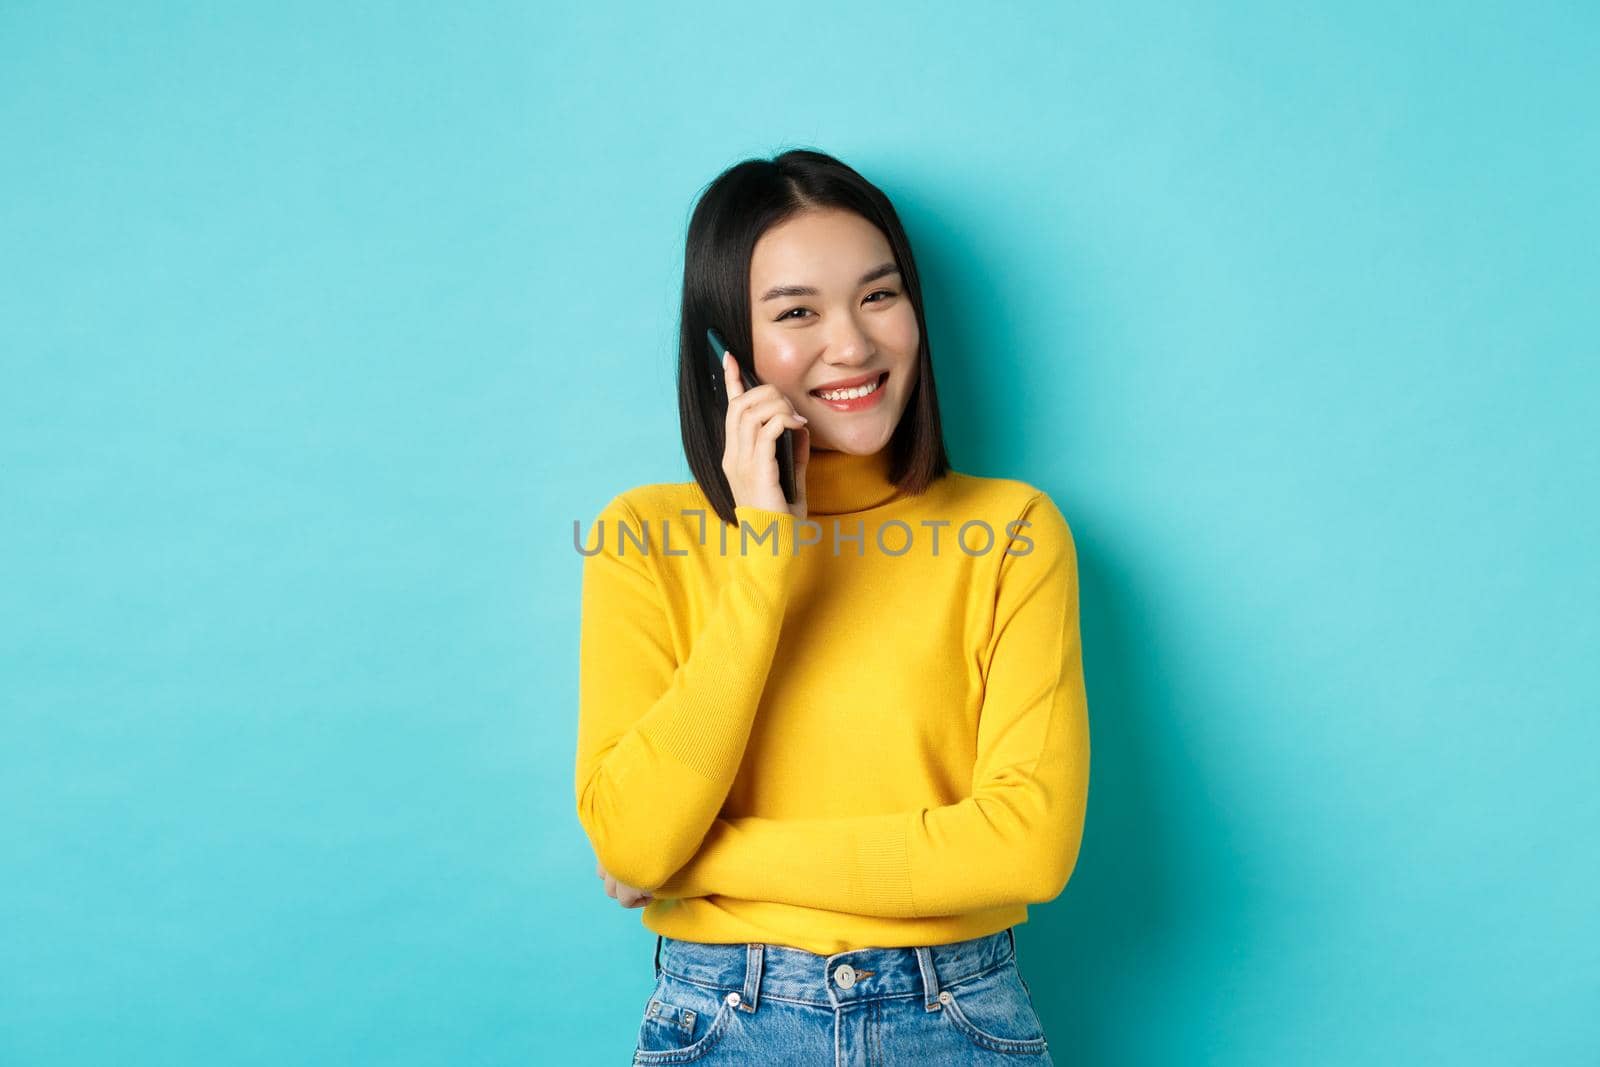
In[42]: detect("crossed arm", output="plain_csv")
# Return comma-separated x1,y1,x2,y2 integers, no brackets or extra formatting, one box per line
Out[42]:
579,492,1090,917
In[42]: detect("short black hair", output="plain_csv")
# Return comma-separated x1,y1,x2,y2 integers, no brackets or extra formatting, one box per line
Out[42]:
676,148,950,527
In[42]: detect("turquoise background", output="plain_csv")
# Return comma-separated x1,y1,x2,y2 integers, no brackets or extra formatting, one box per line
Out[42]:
3,3,1595,1064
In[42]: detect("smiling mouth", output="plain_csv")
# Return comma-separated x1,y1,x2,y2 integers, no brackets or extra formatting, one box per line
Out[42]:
810,371,889,400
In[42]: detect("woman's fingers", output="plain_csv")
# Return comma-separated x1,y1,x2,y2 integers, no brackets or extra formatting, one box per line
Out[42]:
611,876,651,907
597,862,653,908
732,392,805,452
724,376,801,432
760,411,807,437
742,405,805,480
725,391,792,472
718,360,807,516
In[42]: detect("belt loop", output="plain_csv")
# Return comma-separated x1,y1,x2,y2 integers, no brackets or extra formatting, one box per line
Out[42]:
653,934,663,980
738,943,765,1013
1006,926,1017,959
914,945,942,1012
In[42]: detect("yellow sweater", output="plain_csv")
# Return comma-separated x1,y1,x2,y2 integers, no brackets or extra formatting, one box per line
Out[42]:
574,446,1090,955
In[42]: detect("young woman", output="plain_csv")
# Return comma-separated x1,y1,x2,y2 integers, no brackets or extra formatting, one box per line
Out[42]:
575,149,1090,1065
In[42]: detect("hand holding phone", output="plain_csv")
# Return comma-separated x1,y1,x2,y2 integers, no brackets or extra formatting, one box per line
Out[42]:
706,326,807,516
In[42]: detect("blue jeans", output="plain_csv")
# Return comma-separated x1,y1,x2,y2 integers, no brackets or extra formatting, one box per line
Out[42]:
631,927,1054,1065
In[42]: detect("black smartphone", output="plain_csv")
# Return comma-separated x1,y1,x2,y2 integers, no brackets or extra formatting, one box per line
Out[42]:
705,326,797,505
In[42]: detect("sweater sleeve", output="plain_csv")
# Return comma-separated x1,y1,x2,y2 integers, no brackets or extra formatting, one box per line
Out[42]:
575,496,802,890
649,492,1090,916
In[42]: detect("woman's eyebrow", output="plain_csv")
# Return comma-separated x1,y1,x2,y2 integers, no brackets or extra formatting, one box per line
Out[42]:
759,262,900,302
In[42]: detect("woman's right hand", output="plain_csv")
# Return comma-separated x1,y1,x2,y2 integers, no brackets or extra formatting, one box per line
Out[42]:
720,351,811,521
595,858,653,909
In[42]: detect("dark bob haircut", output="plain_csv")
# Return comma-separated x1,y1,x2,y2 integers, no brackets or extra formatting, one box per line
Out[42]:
677,148,950,527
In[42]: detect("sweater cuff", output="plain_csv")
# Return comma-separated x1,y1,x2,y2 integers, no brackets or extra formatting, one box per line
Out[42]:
729,506,805,555
854,816,916,916
725,506,805,590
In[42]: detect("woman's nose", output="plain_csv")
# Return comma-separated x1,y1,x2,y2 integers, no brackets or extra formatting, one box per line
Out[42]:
824,317,875,362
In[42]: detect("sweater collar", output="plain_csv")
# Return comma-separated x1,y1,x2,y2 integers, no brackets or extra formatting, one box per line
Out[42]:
804,445,901,515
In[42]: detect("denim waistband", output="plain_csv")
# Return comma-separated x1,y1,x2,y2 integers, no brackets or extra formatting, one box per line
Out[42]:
652,928,1018,1013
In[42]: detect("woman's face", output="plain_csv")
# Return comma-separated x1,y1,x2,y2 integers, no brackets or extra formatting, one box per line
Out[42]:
747,208,920,454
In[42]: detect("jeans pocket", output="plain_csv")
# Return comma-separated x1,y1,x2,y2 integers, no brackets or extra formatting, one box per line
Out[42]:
937,963,1050,1056
632,973,738,1064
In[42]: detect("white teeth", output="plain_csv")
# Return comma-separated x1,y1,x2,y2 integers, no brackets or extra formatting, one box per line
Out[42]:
815,376,881,401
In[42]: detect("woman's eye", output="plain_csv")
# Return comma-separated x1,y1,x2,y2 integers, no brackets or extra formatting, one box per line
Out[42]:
777,290,898,322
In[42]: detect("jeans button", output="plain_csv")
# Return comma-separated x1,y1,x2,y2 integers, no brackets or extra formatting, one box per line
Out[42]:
833,964,857,988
